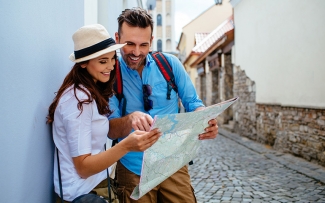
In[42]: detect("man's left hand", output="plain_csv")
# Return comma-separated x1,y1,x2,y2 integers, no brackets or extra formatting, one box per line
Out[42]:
199,119,218,140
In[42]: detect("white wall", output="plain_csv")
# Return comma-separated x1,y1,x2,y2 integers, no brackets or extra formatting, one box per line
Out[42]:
84,0,98,24
171,0,176,52
0,1,83,202
85,0,143,39
233,0,325,108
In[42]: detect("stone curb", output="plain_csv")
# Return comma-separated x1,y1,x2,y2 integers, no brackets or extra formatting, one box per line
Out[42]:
218,128,325,184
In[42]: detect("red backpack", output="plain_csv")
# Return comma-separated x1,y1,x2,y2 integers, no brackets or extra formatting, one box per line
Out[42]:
114,51,178,116
113,52,192,165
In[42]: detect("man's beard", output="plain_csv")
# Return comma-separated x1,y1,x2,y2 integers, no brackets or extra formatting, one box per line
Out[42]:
122,53,146,70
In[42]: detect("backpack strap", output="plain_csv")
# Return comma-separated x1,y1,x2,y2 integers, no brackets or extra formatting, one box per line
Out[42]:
150,52,178,100
114,52,178,112
113,58,127,117
112,58,125,147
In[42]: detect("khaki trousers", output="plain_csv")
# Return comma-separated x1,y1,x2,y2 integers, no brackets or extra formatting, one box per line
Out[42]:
116,161,197,203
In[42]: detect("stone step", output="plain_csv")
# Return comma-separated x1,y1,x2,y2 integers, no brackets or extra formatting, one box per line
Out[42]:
228,120,235,127
222,120,234,132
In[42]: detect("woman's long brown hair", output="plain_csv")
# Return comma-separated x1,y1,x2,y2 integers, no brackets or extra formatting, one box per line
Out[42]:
46,57,116,124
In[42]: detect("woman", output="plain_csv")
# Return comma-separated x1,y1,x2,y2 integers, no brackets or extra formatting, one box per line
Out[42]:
47,24,161,202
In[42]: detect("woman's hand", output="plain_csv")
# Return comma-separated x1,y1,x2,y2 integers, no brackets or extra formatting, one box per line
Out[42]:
121,128,162,151
73,128,162,178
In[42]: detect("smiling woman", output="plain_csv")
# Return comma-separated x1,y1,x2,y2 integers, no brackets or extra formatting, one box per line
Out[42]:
80,52,117,83
46,24,162,202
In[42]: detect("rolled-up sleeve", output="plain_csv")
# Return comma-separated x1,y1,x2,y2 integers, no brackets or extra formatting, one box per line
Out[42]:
167,54,205,112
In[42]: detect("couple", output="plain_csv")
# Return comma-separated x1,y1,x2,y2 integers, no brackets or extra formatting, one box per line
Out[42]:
48,7,218,203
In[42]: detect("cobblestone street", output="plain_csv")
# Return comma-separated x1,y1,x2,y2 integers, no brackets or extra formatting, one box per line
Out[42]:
189,129,325,203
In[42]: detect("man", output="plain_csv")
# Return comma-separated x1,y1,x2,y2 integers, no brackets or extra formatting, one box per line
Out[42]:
108,8,218,203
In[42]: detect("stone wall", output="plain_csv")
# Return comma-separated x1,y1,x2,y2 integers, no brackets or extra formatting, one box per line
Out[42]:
224,54,233,101
211,69,219,104
232,65,325,166
205,71,213,106
200,74,207,105
256,104,281,145
258,104,325,166
195,76,201,100
223,54,234,122
232,66,257,140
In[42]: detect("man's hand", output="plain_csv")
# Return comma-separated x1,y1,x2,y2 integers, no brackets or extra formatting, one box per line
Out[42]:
108,111,153,139
128,111,153,132
199,119,218,140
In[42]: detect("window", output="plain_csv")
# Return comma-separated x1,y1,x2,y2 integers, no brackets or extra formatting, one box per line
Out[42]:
157,14,162,26
157,39,162,52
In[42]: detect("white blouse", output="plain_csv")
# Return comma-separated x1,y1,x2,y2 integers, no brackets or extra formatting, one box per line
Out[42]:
53,86,110,201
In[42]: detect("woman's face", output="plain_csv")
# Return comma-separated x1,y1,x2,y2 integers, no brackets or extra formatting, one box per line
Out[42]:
82,51,116,83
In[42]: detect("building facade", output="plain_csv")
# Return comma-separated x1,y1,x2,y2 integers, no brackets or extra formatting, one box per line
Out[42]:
146,0,177,54
191,17,235,125
230,0,325,166
177,2,233,84
183,0,325,167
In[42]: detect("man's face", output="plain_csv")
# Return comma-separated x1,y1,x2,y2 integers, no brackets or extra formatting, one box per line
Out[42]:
115,23,153,71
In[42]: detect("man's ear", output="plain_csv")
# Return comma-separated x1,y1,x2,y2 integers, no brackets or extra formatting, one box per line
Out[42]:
150,36,154,44
150,35,154,47
115,32,119,43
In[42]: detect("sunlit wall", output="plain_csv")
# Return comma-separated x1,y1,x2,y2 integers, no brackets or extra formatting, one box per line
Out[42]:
233,0,325,108
0,1,83,202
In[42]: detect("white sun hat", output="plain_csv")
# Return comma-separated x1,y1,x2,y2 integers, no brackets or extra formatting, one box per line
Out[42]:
69,24,125,63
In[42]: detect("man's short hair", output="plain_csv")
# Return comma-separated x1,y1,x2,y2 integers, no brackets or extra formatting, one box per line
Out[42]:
117,7,154,36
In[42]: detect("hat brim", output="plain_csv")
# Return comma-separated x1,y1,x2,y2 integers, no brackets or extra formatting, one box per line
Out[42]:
69,43,126,63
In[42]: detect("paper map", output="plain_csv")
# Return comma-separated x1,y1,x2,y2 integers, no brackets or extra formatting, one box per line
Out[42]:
130,97,239,200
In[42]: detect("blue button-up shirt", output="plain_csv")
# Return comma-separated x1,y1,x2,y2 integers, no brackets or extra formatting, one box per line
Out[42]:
108,53,204,175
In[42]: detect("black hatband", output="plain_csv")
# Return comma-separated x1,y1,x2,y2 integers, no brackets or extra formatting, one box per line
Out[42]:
74,38,116,59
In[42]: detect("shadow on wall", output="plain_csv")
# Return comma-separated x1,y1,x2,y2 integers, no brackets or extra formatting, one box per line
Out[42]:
23,103,55,201
0,1,83,202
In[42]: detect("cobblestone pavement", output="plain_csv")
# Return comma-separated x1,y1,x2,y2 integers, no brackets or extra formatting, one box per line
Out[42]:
189,128,325,203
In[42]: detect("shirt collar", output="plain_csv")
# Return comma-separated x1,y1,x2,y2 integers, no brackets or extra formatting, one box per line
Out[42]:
145,54,153,67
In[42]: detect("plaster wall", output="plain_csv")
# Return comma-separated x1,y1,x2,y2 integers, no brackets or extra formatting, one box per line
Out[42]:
233,0,325,108
0,1,83,202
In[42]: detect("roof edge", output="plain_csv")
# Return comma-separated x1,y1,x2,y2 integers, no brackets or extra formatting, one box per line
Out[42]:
190,29,234,66
192,16,234,53
176,32,184,50
183,52,201,65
